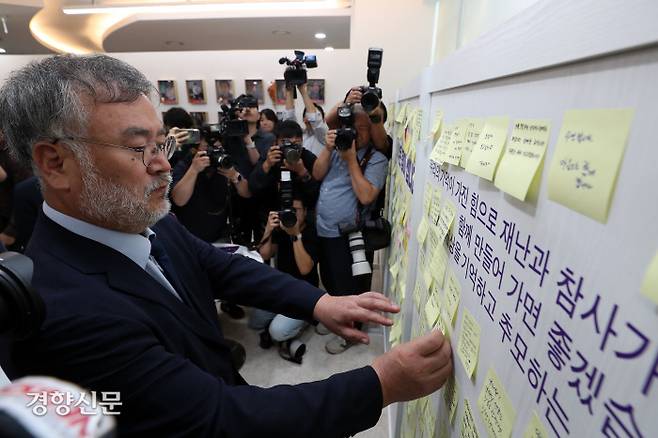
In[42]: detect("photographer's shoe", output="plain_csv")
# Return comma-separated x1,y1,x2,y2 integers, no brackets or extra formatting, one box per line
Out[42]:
220,302,245,319
259,331,273,349
325,336,354,355
314,323,331,336
279,340,306,364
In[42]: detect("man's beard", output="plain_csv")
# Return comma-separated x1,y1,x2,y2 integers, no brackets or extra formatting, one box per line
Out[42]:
77,155,172,232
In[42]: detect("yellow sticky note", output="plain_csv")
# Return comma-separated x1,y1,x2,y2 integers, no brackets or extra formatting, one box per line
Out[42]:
460,399,480,438
465,116,509,180
422,184,433,217
523,411,550,438
431,110,444,136
396,103,408,124
416,217,430,245
641,251,658,305
429,189,443,223
478,368,516,438
446,119,468,166
430,244,448,288
444,374,459,424
445,270,462,326
389,261,400,279
433,124,455,164
495,119,551,201
547,108,634,223
457,308,481,379
436,200,456,243
461,118,485,167
425,293,442,328
389,318,403,346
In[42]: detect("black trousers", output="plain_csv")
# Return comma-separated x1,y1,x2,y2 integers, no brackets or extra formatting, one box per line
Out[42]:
318,235,373,297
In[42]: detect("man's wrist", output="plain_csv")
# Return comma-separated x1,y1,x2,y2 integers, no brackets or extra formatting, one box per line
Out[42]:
231,173,243,184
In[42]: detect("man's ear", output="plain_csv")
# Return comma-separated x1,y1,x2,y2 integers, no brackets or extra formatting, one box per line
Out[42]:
32,141,76,191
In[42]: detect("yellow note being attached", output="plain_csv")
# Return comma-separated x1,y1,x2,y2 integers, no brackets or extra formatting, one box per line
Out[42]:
523,411,550,438
460,399,480,438
436,199,456,243
641,251,658,305
494,119,551,201
424,293,442,328
446,119,468,166
444,374,459,424
461,118,484,167
547,108,634,223
478,368,516,438
457,308,481,379
465,116,509,181
445,269,462,326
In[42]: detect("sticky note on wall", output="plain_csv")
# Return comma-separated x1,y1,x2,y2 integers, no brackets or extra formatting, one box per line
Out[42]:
446,119,468,165
494,119,551,201
460,398,480,438
547,108,634,223
460,118,484,167
478,368,516,438
523,411,549,438
465,116,509,180
641,251,658,305
457,308,481,379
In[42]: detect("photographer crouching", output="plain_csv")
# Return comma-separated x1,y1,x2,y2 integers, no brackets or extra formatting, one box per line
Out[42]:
312,104,388,354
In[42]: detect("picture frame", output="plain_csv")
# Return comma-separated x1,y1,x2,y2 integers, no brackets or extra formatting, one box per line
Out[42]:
185,79,206,104
274,79,288,105
244,79,264,105
189,111,208,127
157,80,177,105
307,79,325,104
215,79,235,105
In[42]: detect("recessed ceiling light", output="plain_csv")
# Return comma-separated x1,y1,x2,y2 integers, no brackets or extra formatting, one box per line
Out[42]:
324,46,334,51
315,32,327,39
0,48,6,54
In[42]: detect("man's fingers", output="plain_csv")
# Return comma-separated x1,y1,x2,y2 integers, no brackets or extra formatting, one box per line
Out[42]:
340,327,369,344
356,294,400,314
359,291,399,308
354,308,393,327
412,330,447,357
426,339,453,374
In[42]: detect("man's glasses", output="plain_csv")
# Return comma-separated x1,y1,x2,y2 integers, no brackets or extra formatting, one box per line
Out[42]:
55,136,177,167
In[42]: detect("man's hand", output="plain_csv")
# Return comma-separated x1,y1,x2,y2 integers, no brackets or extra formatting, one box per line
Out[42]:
372,330,453,407
312,292,400,344
168,127,190,147
280,221,300,236
324,130,337,152
265,211,280,233
263,145,282,172
339,140,357,163
218,167,238,180
345,86,363,105
190,150,210,174
283,157,307,176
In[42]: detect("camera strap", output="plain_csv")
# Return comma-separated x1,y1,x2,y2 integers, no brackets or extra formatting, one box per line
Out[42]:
355,145,375,224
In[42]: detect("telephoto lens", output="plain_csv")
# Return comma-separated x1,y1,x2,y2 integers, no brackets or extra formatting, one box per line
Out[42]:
278,170,297,228
347,232,372,277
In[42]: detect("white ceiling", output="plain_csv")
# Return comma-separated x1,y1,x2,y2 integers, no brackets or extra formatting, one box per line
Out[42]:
0,1,351,54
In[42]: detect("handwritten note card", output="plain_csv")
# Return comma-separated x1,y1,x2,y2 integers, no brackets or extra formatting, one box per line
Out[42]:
478,368,516,438
446,119,467,165
457,308,481,379
429,188,443,223
523,411,549,438
465,116,509,181
416,217,430,245
444,374,459,424
445,269,462,326
436,199,456,243
494,119,551,201
547,108,634,223
460,118,484,167
423,184,434,218
431,124,455,164
460,399,480,438
431,109,444,137
641,251,658,305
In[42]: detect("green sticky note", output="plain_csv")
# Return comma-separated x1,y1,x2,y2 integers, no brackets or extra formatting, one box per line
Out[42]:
445,270,462,326
478,368,517,438
436,200,456,243
461,118,484,167
641,251,658,305
460,398,480,438
523,411,550,438
547,108,634,223
457,308,481,379
444,374,459,424
416,217,430,245
465,116,509,180
446,119,468,165
494,119,551,201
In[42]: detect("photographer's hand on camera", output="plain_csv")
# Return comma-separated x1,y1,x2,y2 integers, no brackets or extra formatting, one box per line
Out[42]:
283,156,309,180
171,150,211,207
257,211,280,260
168,127,190,148
262,145,282,173
345,86,363,105
191,150,211,174
238,107,262,165
311,130,336,180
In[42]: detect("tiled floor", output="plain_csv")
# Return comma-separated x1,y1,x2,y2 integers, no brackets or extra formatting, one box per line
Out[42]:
220,309,390,437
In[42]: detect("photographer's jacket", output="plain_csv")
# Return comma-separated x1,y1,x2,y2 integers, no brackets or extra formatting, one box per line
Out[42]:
11,209,383,437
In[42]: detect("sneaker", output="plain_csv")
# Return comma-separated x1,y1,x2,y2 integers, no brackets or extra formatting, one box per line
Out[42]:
325,335,355,355
259,331,273,349
279,340,306,364
220,303,245,319
314,323,331,336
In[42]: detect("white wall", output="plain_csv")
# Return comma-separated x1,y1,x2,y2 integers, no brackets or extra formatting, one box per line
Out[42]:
434,0,540,61
0,0,436,123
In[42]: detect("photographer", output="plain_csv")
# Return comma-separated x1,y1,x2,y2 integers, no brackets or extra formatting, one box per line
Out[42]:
313,105,389,354
162,107,194,168
234,94,275,164
249,193,319,364
283,83,328,157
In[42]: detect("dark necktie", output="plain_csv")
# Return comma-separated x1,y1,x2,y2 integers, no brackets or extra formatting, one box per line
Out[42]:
149,236,188,304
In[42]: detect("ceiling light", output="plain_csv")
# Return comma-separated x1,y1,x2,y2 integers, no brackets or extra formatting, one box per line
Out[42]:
64,1,344,15
0,48,6,54
314,32,326,39
324,46,334,51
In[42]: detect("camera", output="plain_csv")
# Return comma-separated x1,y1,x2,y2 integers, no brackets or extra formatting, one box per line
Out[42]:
335,104,356,151
277,170,297,228
0,252,44,340
360,48,384,112
215,101,250,138
280,139,302,164
205,146,233,171
181,129,201,145
337,223,372,277
278,50,318,87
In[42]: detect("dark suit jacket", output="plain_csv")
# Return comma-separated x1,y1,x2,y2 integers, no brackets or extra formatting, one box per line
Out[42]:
11,213,382,437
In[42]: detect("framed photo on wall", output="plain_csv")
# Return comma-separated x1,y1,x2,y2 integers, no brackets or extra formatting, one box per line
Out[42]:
185,80,206,104
244,79,264,105
307,79,325,104
189,111,208,127
215,79,235,105
274,79,287,105
157,80,177,105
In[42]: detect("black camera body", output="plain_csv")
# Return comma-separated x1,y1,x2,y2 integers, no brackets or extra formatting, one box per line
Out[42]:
214,100,251,138
335,104,356,151
360,48,384,112
277,170,297,228
205,146,233,171
280,139,302,164
279,50,318,87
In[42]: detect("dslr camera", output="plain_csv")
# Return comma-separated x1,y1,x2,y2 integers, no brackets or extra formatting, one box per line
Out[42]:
277,170,297,228
200,124,234,171
335,103,356,151
215,97,251,138
278,50,318,87
280,139,302,165
336,222,372,277
359,48,384,113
